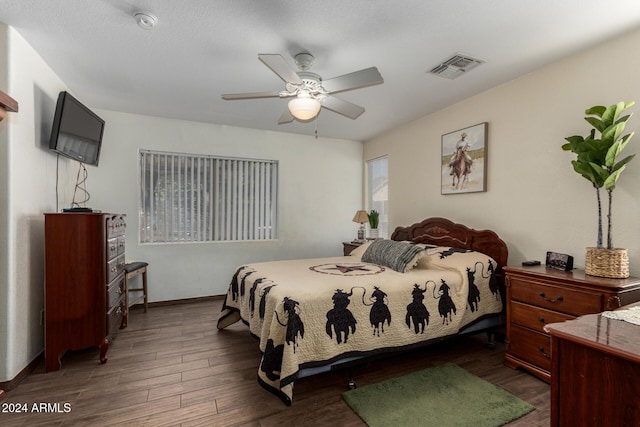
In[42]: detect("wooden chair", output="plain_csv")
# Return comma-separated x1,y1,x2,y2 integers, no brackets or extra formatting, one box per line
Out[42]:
124,261,148,313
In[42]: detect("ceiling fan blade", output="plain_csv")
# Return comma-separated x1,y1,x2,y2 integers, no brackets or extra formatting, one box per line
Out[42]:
320,95,365,120
221,91,282,100
322,67,383,94
259,54,303,84
278,108,294,124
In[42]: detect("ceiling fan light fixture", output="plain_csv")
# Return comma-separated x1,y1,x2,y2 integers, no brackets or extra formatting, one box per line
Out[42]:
222,53,383,124
288,93,321,121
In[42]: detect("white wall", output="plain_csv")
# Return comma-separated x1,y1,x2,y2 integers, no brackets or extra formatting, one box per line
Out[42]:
0,25,76,384
86,110,363,300
0,23,9,388
365,27,640,275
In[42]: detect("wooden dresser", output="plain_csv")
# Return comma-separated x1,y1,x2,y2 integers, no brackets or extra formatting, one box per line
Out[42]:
44,212,127,372
546,304,640,426
503,265,640,382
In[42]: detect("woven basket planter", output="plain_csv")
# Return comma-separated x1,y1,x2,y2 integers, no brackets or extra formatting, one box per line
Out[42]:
585,247,629,279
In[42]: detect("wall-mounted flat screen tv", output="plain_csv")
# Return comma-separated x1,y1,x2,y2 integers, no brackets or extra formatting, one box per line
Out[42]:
49,91,104,166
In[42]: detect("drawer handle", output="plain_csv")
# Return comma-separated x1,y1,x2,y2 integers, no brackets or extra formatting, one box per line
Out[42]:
538,346,551,359
539,292,563,303
538,316,545,323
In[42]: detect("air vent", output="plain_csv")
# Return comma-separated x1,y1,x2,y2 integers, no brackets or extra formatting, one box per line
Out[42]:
428,53,485,79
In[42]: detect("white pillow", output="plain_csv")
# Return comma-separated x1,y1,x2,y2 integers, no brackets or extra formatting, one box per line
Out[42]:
349,241,372,258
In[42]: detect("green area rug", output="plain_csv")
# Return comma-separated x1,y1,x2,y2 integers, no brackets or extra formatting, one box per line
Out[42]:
343,363,534,427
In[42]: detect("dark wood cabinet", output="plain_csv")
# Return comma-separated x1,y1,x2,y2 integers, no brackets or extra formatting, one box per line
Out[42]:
44,212,127,372
546,304,640,426
503,265,640,382
342,241,363,256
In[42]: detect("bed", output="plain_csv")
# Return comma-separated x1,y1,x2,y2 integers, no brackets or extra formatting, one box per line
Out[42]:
217,217,509,405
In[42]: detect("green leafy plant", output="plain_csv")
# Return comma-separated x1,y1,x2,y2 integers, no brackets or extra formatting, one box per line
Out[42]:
562,101,635,249
368,209,380,229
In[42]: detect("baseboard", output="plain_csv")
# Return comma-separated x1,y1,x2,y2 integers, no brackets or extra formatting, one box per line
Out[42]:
128,294,224,310
0,352,43,393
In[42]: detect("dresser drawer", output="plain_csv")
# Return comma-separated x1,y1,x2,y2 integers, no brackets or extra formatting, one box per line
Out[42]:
107,275,125,310
107,301,125,338
107,254,126,284
117,235,125,256
107,235,125,260
510,300,574,333
107,237,118,260
508,324,552,372
509,278,602,316
107,214,126,239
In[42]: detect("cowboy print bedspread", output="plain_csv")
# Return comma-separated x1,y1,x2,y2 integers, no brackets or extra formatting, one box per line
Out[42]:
216,244,502,405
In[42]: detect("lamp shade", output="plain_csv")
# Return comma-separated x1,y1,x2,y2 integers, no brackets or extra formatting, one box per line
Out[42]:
288,92,321,121
352,210,369,224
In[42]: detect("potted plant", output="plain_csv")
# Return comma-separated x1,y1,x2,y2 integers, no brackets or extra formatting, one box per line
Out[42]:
368,209,380,239
562,101,635,278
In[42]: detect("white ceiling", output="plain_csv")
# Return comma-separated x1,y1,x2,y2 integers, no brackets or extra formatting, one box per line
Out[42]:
2,0,640,141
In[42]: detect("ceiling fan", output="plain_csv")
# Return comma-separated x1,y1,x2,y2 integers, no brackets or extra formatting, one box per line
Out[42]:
222,53,384,124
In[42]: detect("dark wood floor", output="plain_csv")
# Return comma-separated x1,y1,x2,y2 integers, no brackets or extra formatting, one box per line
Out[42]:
1,299,549,426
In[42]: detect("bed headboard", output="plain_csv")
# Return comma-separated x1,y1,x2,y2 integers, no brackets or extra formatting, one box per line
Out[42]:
390,217,509,270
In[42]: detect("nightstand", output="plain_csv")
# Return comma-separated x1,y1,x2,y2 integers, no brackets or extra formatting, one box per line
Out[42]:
343,241,363,256
546,303,640,426
503,265,640,382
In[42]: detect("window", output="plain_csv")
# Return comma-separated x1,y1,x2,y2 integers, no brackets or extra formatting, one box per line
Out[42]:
139,150,278,243
366,155,388,238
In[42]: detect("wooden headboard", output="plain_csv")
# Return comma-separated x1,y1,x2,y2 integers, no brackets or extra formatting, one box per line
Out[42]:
390,217,509,271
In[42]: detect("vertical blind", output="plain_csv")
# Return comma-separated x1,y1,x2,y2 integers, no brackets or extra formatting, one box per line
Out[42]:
139,150,278,243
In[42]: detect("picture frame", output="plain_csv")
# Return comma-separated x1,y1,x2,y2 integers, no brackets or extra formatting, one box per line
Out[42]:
441,122,488,194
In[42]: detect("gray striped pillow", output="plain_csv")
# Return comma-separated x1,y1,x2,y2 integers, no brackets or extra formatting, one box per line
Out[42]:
361,239,426,273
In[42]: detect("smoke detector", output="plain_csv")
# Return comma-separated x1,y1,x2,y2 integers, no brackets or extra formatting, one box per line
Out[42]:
428,53,484,79
134,11,158,30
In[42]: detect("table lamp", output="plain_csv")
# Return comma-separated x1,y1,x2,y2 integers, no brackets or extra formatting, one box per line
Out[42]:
352,210,369,242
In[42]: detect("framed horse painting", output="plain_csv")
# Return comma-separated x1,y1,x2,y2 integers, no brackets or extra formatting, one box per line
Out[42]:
441,122,488,194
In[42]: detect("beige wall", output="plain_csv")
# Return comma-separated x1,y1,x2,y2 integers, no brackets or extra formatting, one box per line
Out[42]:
365,27,640,274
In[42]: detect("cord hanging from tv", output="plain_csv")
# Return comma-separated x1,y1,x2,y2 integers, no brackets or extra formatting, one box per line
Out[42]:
71,161,91,208
60,161,93,212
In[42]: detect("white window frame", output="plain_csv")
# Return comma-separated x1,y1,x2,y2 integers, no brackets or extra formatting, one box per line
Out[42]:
139,149,278,243
366,155,389,238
